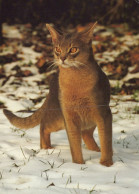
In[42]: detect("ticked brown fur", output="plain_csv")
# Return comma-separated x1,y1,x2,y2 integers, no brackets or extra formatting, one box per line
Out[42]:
3,23,113,166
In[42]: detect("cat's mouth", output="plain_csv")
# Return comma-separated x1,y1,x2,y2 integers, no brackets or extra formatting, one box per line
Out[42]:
56,59,82,68
61,63,70,68
59,59,71,68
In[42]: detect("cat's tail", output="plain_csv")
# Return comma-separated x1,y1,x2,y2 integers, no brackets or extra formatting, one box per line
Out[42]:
3,107,43,129
3,94,49,129
3,70,59,130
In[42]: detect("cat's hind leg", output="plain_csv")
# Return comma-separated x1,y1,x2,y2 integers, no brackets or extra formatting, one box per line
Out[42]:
82,127,100,152
40,115,65,149
40,120,53,149
40,129,52,149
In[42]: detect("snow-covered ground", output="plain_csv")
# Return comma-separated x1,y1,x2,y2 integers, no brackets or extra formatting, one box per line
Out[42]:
0,23,139,194
0,100,139,194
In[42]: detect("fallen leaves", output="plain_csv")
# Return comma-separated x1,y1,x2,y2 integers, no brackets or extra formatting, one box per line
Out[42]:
0,53,21,65
0,23,139,111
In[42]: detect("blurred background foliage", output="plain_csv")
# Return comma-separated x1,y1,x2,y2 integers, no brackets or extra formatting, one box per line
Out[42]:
0,0,139,28
0,0,139,107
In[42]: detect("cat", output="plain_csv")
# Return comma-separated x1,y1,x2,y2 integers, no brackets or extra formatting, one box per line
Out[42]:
3,23,113,166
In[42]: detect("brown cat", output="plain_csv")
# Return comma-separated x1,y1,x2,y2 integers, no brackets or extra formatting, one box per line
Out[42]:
3,23,113,166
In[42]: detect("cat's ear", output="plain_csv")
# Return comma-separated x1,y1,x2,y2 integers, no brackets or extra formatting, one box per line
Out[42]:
80,22,97,44
46,24,61,44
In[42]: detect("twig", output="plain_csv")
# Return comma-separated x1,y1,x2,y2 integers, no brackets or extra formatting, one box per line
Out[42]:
20,146,26,159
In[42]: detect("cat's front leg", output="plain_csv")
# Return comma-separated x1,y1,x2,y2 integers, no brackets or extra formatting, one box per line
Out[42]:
82,127,100,152
96,108,113,167
63,111,84,164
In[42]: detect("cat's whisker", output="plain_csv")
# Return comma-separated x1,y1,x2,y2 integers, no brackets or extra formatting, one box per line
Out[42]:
48,59,60,68
74,61,85,66
46,60,55,65
47,62,57,70
45,60,56,70
68,60,85,69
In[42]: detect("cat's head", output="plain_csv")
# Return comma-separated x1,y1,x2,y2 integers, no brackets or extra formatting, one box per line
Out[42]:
46,23,97,68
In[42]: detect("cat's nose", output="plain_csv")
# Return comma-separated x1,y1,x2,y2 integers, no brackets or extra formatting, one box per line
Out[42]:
60,56,66,63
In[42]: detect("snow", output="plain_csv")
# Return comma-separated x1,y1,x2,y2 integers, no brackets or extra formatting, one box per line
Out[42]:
18,47,41,64
0,100,139,194
0,23,139,194
3,23,23,39
122,72,139,82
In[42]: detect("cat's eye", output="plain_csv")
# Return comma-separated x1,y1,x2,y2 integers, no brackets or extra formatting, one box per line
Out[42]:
55,47,61,53
70,47,78,54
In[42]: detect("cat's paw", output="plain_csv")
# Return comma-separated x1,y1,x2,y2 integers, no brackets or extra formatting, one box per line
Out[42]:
41,145,54,149
47,146,54,149
76,161,85,164
88,146,100,152
100,159,113,167
94,147,100,152
73,159,85,164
